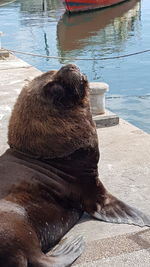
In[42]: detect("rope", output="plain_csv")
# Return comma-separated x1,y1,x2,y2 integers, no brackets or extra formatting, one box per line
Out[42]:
0,0,16,7
7,48,150,61
107,95,150,99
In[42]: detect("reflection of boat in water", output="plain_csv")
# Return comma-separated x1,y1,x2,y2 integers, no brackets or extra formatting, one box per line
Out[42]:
19,0,64,13
57,0,140,53
64,0,130,13
0,0,16,6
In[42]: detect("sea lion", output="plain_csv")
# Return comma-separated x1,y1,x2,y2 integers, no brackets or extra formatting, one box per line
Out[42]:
0,64,150,267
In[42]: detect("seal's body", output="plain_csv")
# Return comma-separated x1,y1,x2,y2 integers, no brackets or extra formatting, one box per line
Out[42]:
0,64,150,266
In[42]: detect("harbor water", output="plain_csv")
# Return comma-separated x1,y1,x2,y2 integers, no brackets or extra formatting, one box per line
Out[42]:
0,0,150,133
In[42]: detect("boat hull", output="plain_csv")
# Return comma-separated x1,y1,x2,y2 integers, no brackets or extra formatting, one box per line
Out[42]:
64,0,128,13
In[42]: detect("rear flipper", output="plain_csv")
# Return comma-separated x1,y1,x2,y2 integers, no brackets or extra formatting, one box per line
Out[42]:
91,192,150,227
33,236,85,267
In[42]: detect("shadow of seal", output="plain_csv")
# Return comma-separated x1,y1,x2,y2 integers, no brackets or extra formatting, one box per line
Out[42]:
0,64,150,266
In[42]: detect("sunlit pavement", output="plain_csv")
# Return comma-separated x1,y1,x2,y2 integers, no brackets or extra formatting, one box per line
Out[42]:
70,119,150,266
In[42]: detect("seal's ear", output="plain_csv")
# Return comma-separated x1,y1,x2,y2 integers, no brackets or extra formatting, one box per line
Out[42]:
43,81,65,105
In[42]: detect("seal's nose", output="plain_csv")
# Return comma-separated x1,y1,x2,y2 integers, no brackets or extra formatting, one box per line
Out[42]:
62,64,80,72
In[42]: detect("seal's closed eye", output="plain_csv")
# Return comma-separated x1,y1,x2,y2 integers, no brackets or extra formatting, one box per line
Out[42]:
43,80,77,108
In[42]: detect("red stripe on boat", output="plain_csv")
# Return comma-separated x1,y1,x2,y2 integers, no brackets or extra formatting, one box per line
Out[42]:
64,0,127,12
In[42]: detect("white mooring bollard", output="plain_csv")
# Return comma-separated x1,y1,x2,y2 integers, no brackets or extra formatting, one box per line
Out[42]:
89,82,109,115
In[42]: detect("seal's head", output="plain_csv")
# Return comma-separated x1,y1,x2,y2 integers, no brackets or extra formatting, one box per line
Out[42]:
43,64,88,108
8,64,96,159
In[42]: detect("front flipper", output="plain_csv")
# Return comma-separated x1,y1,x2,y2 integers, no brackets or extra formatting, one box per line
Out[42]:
92,193,150,227
34,236,85,267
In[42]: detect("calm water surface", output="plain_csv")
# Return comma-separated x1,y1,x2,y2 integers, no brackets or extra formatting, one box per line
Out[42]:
0,0,150,133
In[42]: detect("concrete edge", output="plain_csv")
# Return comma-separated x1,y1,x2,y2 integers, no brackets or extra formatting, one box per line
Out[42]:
93,111,119,128
0,49,10,58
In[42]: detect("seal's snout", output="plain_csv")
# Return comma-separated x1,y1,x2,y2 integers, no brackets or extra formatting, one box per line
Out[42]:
42,64,88,108
60,64,80,73
56,64,81,82
55,64,88,107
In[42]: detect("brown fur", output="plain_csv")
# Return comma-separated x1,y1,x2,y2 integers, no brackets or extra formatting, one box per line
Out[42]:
8,65,97,159
0,64,149,267
0,64,100,266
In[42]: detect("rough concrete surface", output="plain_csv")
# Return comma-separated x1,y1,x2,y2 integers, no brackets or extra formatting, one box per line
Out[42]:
0,54,150,266
0,54,42,154
93,110,119,128
70,120,150,266
0,49,9,58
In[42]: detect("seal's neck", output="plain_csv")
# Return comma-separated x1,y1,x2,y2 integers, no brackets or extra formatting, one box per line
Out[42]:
7,146,99,178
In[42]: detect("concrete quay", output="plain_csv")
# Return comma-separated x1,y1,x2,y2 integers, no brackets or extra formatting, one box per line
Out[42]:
71,120,150,266
0,54,42,155
0,54,150,266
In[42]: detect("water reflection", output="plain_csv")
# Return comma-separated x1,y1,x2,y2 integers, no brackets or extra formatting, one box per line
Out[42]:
9,0,64,59
1,0,149,133
18,0,63,13
57,0,141,57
